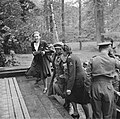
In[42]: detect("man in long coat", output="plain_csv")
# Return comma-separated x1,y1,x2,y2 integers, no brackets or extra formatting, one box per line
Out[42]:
61,44,92,119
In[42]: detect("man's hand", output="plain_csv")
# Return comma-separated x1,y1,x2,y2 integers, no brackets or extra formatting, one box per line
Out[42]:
66,90,71,95
41,51,45,55
115,90,120,96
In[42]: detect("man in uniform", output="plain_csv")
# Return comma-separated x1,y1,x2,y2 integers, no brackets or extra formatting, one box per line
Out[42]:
48,42,64,96
86,41,120,119
48,42,71,111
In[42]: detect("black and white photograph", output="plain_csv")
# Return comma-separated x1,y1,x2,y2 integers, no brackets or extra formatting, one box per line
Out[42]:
0,0,120,119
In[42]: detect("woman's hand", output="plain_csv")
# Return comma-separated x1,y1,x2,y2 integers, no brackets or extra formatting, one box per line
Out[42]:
33,51,38,55
33,51,45,56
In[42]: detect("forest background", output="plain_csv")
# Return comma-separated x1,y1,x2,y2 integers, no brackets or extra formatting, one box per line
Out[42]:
0,0,120,54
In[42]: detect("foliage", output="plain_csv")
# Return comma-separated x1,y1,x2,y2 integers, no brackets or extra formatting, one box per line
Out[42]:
41,31,54,44
0,0,120,54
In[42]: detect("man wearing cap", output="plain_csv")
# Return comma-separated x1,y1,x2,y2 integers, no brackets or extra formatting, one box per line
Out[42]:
48,42,71,111
48,42,65,97
86,41,120,119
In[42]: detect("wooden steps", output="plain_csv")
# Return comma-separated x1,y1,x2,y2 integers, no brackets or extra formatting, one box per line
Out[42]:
0,67,73,119
5,77,30,119
17,76,73,119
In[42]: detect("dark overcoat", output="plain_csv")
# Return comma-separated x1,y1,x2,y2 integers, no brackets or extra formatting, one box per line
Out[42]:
26,40,52,79
66,54,90,104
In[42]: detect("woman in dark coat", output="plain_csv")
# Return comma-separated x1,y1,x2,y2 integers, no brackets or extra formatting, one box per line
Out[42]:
26,31,52,93
61,45,92,119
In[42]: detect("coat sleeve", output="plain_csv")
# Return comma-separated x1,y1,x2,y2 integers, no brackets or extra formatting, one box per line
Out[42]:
67,57,76,91
84,59,92,93
115,58,120,69
31,42,35,51
48,55,56,96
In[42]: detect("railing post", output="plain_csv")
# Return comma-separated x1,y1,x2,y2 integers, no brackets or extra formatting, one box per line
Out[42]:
79,40,82,50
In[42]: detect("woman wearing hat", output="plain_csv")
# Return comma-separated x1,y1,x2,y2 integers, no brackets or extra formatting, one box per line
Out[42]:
26,31,53,94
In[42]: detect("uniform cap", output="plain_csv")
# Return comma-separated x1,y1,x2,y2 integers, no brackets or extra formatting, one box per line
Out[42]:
53,42,64,48
33,31,40,34
98,42,111,46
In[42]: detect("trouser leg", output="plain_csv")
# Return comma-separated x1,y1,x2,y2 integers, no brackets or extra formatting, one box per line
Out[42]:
102,99,114,119
43,78,47,89
91,98,102,119
82,103,93,119
112,102,117,119
71,102,79,118
53,82,64,97
63,98,70,112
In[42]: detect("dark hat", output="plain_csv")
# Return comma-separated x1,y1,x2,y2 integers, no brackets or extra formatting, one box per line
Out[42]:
62,44,72,54
98,42,111,46
53,42,64,49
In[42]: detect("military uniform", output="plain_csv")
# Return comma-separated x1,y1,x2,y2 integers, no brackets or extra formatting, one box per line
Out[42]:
86,42,120,119
48,42,66,97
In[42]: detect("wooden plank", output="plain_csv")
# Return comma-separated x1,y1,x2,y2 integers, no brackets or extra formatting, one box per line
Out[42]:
0,70,27,78
32,85,64,119
16,76,51,119
13,77,30,119
5,78,15,119
8,77,24,119
0,66,29,72
49,96,73,119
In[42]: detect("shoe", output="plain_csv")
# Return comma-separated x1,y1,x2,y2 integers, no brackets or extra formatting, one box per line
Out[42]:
63,102,70,112
71,114,80,119
43,88,48,94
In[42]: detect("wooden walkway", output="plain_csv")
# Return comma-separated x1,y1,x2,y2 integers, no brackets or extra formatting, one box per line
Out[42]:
0,77,30,119
0,77,73,119
17,76,73,119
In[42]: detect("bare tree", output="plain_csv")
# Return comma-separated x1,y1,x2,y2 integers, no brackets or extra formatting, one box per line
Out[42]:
79,0,82,50
61,0,65,43
94,0,105,43
44,0,49,31
49,0,59,43
79,0,81,36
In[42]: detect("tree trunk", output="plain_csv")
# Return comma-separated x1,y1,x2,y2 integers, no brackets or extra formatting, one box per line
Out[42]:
44,0,49,31
49,0,59,43
79,0,82,50
61,0,65,43
50,3,59,42
49,0,54,33
79,0,81,36
94,0,105,43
